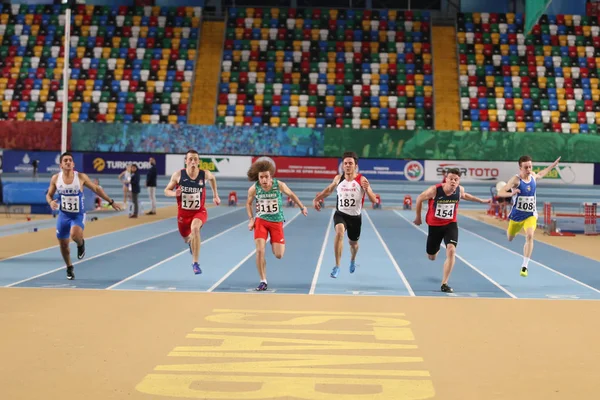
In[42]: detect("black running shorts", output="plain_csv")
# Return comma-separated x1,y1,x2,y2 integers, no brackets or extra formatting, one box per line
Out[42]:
426,222,459,255
333,210,362,242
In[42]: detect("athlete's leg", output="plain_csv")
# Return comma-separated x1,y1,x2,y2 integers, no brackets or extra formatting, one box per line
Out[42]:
255,238,267,281
253,219,269,290
426,225,443,261
334,223,345,267
56,214,75,279
190,218,203,264
506,220,523,241
519,217,537,276
347,216,361,273
442,244,457,285
269,221,285,259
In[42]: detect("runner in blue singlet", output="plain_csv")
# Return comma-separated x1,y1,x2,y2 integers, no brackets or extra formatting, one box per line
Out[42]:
46,152,121,280
496,155,561,277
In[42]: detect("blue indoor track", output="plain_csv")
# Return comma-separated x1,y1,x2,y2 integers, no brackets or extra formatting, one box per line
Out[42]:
1,177,599,300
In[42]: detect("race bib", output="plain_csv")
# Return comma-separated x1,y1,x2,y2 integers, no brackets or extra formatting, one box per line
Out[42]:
182,192,201,210
256,198,279,215
338,193,358,211
515,196,536,212
435,203,455,219
61,195,80,213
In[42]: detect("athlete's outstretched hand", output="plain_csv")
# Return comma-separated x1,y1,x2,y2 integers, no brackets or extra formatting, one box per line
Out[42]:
49,199,59,210
213,195,221,206
301,206,308,216
361,177,371,190
313,198,322,211
111,202,123,211
481,198,492,204
413,216,422,226
248,217,255,231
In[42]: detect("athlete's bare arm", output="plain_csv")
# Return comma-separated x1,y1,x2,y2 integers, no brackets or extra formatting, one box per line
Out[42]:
164,170,182,197
46,174,59,210
460,186,491,204
534,156,561,180
79,173,122,210
246,185,256,231
360,176,378,204
413,185,437,225
279,181,307,216
313,174,340,211
205,170,221,205
498,175,520,197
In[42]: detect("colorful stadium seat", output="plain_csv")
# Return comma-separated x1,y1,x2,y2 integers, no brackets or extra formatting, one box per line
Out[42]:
216,7,433,129
0,4,201,123
458,12,600,133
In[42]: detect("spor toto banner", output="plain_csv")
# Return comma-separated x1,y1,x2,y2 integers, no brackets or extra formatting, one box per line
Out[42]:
424,160,594,185
252,156,338,179
165,154,251,177
595,163,600,185
83,153,165,175
337,159,424,181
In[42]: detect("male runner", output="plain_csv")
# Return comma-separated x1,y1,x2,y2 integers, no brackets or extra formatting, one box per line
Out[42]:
246,159,307,291
164,149,221,274
313,151,377,278
46,152,122,280
497,155,561,277
414,168,490,292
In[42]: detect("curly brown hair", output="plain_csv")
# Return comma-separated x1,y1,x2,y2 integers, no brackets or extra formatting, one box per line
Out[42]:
247,160,275,181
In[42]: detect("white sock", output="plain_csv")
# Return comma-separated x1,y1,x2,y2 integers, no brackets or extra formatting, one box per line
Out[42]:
522,257,530,269
261,280,267,284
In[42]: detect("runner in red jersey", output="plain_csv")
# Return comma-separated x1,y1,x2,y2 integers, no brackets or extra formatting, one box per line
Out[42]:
413,168,490,293
164,149,221,275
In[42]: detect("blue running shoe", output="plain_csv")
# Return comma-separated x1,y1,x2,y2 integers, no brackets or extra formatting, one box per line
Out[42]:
349,260,356,274
330,266,340,278
256,282,268,291
192,262,202,275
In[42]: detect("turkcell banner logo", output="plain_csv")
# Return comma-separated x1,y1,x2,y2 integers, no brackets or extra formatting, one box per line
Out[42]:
339,159,424,181
595,163,600,185
3,151,82,174
84,153,165,175
165,154,251,177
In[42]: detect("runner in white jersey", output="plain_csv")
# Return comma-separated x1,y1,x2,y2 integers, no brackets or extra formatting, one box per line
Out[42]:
313,151,378,278
46,152,122,280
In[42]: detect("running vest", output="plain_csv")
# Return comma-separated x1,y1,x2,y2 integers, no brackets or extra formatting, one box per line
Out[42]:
335,174,365,216
425,183,460,226
509,174,537,222
255,179,284,222
177,169,206,212
56,171,85,215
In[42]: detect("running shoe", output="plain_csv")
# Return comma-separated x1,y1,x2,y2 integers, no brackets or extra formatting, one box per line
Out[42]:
349,260,356,274
330,266,340,278
256,282,268,291
77,239,85,260
66,266,75,280
520,267,528,277
441,283,453,293
192,262,202,275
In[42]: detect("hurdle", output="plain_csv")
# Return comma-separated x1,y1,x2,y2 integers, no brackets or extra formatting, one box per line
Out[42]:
584,203,599,236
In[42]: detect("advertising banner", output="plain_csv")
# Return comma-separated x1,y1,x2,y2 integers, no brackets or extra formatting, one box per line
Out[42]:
83,153,165,175
595,163,600,185
2,151,83,174
166,154,251,177
339,159,425,181
424,160,594,185
252,156,339,179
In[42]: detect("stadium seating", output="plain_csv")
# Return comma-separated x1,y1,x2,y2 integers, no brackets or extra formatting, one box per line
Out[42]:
216,7,433,129
458,12,600,133
0,3,201,123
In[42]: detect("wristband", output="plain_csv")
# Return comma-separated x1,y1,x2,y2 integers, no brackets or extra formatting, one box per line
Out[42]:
109,199,114,205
